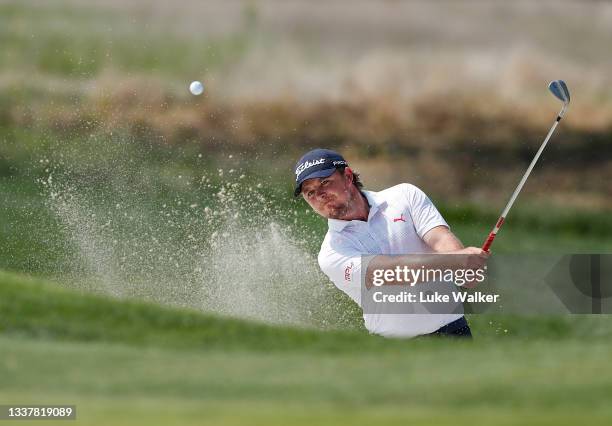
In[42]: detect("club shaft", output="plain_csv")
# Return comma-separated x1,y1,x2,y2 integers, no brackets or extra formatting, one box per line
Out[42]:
501,117,560,217
482,104,567,251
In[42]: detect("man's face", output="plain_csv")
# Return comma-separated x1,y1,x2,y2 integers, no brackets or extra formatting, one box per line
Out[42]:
301,169,354,219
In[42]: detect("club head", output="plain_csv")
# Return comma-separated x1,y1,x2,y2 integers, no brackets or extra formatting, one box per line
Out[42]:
548,80,570,104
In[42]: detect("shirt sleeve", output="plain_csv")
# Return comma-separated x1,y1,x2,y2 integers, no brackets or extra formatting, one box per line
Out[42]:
318,240,363,306
404,184,449,239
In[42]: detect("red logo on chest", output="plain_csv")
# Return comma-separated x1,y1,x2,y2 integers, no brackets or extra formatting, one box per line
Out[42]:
393,214,406,223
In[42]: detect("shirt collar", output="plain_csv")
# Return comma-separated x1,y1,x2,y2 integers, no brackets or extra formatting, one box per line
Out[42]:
327,190,387,232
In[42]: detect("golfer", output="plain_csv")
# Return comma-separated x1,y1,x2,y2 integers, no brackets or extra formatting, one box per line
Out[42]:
294,149,488,338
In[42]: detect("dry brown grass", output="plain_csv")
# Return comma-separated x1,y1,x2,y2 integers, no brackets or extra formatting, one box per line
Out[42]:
3,78,610,208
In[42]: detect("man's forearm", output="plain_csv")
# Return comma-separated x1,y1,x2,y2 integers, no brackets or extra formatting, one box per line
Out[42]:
433,234,464,252
423,226,465,252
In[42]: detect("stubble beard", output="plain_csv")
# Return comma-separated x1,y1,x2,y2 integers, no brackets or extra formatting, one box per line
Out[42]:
326,204,349,219
325,188,356,220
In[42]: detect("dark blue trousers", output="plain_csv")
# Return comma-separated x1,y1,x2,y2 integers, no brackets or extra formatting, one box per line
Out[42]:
429,316,472,338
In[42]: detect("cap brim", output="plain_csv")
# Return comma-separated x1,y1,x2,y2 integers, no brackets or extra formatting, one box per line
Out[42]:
293,167,337,197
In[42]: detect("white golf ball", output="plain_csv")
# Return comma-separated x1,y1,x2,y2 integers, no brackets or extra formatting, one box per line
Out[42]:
189,81,204,96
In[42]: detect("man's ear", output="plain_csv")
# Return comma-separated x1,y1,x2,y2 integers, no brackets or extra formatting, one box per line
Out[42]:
344,167,354,184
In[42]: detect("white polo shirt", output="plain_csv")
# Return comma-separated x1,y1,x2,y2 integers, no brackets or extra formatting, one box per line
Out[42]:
318,183,463,338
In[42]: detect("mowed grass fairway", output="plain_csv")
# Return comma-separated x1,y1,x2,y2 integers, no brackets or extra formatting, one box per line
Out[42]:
2,271,612,425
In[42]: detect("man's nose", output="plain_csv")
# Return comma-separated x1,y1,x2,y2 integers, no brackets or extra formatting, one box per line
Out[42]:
316,188,328,201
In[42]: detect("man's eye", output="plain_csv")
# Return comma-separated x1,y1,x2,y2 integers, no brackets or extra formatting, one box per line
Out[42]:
321,180,329,186
307,191,315,198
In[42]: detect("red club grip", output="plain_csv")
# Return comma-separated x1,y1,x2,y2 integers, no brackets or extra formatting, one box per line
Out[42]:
482,232,496,252
482,217,505,252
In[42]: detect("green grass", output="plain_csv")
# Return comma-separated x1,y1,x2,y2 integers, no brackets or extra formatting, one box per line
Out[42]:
2,270,612,425
0,270,371,351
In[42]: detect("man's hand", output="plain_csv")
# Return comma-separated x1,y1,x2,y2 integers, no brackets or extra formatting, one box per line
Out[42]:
453,247,489,288
422,227,490,288
454,247,490,270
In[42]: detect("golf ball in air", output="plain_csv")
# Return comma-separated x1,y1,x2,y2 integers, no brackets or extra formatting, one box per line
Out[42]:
189,81,204,95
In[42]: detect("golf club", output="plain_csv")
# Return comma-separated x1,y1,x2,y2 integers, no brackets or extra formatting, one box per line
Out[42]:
482,80,571,252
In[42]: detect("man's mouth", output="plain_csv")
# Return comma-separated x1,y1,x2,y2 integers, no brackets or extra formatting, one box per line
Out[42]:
326,201,345,212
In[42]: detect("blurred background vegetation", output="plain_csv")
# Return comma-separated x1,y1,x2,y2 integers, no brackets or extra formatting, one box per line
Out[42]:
2,0,611,202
